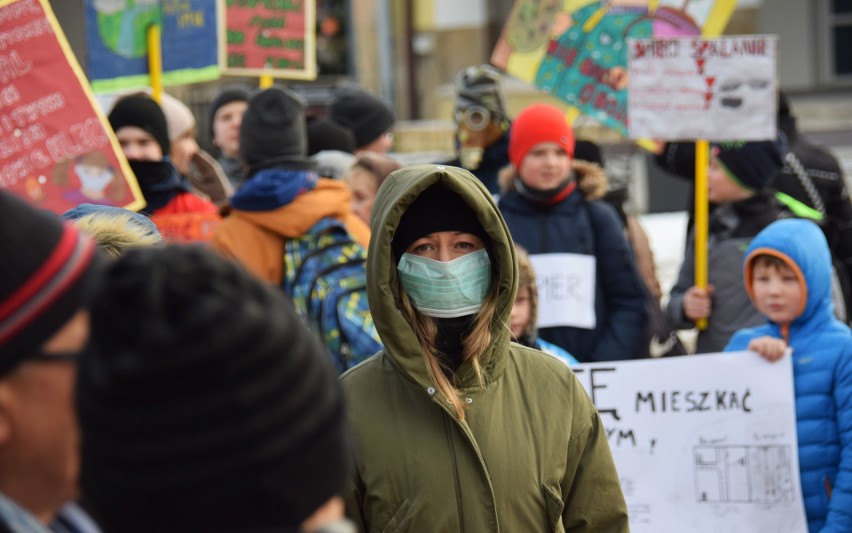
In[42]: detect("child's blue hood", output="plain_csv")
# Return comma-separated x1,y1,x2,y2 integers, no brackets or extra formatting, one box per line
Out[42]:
743,219,834,329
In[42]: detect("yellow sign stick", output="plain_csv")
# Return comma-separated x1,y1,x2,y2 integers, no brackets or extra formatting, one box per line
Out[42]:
694,140,710,331
147,24,163,103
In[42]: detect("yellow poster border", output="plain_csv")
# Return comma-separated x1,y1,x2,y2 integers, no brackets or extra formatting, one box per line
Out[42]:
217,0,317,81
1,0,147,212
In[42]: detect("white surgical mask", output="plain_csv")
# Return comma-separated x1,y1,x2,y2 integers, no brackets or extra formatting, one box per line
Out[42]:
397,249,491,318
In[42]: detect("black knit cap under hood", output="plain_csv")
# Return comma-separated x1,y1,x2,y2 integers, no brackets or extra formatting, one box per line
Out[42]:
392,183,489,262
77,246,351,533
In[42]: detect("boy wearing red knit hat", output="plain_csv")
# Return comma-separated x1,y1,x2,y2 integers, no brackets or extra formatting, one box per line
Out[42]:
498,103,647,362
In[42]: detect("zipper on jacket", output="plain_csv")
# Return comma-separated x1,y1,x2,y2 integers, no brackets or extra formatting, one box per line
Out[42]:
537,212,548,253
825,476,832,500
443,414,466,532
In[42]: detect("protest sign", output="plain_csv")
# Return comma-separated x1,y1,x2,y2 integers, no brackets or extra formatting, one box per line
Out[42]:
85,0,219,93
0,0,144,214
220,0,316,80
573,351,807,532
627,35,778,140
491,0,736,136
530,253,596,329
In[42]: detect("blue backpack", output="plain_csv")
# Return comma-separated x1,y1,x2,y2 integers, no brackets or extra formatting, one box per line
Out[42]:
283,218,382,373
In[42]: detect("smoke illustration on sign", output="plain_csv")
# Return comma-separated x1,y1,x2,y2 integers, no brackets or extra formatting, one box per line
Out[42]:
694,445,794,504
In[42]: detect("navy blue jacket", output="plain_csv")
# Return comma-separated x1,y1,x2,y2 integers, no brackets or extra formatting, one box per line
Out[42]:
499,184,647,362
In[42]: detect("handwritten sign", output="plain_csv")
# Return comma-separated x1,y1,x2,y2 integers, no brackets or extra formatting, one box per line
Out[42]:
529,253,596,329
85,0,220,93
573,351,807,532
627,35,778,140
0,0,144,214
220,0,316,80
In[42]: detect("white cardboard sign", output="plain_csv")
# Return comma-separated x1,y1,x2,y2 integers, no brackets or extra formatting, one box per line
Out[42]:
573,351,807,533
627,35,778,141
529,253,596,329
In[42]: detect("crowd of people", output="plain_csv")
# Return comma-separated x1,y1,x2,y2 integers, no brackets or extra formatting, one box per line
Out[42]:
1,62,850,532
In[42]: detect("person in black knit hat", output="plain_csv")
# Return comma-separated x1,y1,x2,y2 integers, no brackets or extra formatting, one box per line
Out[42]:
0,190,102,531
108,94,220,242
209,84,250,187
329,85,395,155
211,86,381,371
77,246,354,533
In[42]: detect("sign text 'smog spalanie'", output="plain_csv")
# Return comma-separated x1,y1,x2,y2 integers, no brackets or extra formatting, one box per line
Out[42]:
627,35,778,141
0,0,144,214
219,0,316,80
85,0,219,93
573,351,807,533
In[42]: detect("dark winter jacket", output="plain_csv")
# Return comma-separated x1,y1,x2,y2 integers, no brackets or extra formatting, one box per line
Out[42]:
668,191,788,353
498,162,647,362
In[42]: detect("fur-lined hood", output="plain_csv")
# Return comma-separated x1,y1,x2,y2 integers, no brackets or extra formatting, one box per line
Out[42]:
497,159,609,200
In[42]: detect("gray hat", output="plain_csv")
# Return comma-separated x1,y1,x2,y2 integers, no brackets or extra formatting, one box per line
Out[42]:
454,65,508,123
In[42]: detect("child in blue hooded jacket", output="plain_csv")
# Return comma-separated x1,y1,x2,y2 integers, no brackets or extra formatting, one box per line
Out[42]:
725,219,851,532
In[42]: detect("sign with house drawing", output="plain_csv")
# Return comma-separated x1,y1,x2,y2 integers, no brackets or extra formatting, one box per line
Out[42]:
572,351,807,532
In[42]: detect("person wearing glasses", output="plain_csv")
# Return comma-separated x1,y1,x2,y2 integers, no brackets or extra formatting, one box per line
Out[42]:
0,191,102,532
441,65,512,197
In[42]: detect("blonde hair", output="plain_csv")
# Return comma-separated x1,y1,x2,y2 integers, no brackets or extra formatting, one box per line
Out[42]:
398,283,499,420
74,212,162,258
514,247,539,339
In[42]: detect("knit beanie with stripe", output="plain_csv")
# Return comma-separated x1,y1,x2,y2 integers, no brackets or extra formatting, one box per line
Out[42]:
0,191,100,373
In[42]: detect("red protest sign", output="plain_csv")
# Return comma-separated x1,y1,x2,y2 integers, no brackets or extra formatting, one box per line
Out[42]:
219,0,316,80
0,0,144,215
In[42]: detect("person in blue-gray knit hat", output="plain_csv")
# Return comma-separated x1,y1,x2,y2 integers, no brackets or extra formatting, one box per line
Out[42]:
666,139,790,354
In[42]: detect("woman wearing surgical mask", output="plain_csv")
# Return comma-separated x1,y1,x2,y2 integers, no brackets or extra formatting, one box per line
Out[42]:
340,164,628,532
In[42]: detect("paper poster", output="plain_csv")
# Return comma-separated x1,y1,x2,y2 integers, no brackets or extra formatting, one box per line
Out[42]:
530,253,596,329
491,0,736,136
627,35,778,140
0,0,144,214
85,0,220,93
573,351,807,533
219,0,316,80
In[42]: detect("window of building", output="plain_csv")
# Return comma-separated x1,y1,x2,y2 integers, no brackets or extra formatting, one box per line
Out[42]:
831,0,852,77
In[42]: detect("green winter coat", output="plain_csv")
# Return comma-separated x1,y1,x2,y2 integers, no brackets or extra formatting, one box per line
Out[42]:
340,165,629,532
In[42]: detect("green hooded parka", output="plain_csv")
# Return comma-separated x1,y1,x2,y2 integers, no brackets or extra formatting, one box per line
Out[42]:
341,165,629,532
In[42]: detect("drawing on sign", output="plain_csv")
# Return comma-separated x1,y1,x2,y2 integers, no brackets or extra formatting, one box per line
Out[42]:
91,0,160,59
0,0,144,213
694,445,794,504
627,35,778,140
85,0,219,92
492,0,737,136
571,354,808,532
